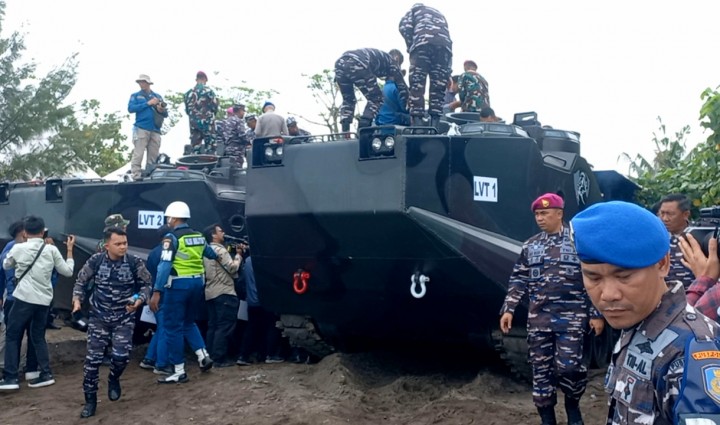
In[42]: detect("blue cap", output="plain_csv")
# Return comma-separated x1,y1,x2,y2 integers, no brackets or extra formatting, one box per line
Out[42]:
570,201,669,269
262,101,275,111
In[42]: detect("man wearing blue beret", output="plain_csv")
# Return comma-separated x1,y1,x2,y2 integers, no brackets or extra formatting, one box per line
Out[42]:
571,201,720,424
500,193,604,425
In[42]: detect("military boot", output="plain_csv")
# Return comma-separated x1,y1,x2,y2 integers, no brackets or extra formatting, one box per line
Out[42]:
565,397,584,425
429,115,441,130
80,392,97,418
341,122,350,132
108,373,121,401
537,406,557,425
357,117,372,129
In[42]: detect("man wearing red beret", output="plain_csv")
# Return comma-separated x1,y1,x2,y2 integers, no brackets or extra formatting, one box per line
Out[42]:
500,193,605,425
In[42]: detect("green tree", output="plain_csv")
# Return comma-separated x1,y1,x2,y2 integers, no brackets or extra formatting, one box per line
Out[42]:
0,2,126,180
621,85,720,211
293,69,365,133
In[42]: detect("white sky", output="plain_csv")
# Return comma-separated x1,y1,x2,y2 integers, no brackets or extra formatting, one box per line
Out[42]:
4,0,720,173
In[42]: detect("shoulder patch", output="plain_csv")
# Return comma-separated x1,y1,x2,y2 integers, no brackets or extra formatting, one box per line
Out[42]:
162,239,172,250
703,366,720,404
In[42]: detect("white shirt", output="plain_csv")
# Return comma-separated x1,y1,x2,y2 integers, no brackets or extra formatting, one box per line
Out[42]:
3,238,74,306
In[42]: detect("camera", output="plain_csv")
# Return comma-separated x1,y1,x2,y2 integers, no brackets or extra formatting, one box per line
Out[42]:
684,207,720,259
43,228,49,239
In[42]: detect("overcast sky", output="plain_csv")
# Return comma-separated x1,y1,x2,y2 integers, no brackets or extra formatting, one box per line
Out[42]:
4,0,720,173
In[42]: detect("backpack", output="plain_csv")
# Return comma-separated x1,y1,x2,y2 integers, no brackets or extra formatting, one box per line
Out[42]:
84,253,143,302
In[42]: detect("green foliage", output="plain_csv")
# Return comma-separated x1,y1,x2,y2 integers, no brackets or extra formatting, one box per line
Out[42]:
0,2,126,180
621,86,720,212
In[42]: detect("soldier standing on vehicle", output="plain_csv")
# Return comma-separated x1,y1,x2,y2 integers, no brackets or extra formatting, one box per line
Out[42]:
245,114,257,146
184,71,219,154
72,227,152,418
458,60,490,112
254,102,288,138
399,3,452,129
657,193,695,288
500,193,604,425
148,201,216,383
571,201,720,424
334,48,408,131
222,104,249,164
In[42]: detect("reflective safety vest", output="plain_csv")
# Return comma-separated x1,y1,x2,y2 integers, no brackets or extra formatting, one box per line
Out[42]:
675,338,720,424
171,227,205,277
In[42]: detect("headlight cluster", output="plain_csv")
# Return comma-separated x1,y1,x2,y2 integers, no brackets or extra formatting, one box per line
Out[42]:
370,136,395,155
263,138,284,164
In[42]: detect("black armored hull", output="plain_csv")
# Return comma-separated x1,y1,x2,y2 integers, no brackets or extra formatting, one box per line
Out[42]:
0,167,246,311
246,124,606,351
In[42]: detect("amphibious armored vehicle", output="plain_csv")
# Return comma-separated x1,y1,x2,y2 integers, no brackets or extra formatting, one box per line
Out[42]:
0,155,247,313
245,112,635,376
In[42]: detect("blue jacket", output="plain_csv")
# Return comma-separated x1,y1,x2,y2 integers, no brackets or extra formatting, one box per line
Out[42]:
146,244,162,282
0,240,15,300
243,257,260,307
128,90,167,133
376,80,410,126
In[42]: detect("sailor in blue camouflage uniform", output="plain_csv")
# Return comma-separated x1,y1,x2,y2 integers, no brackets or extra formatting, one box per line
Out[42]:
71,227,152,418
334,48,408,131
221,104,249,163
245,114,257,146
399,3,452,129
500,193,604,425
571,201,720,425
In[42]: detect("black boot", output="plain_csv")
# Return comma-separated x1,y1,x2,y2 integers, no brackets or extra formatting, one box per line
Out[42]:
108,374,121,401
537,406,557,425
357,117,372,129
80,392,97,418
341,118,352,133
565,397,583,425
429,115,440,130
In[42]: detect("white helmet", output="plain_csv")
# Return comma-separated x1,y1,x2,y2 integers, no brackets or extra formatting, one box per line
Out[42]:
165,201,191,219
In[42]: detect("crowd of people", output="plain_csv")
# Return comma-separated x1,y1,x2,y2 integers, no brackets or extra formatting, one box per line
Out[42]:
501,191,720,424
0,204,305,418
126,2,499,178
4,2,720,424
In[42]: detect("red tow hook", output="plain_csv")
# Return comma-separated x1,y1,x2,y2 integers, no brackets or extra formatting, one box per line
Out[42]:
292,269,310,295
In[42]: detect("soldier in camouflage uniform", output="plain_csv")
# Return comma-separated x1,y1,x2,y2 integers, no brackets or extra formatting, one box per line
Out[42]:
184,71,219,154
571,201,720,425
245,114,257,146
334,48,408,131
657,193,695,288
500,193,604,425
458,60,490,112
221,104,249,163
399,3,452,128
72,227,152,418
287,117,311,142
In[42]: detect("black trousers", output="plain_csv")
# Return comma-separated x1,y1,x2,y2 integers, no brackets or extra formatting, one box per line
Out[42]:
206,294,239,363
239,306,282,361
3,299,50,380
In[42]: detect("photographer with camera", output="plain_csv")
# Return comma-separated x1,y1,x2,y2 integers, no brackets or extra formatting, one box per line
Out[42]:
128,74,168,181
0,216,75,391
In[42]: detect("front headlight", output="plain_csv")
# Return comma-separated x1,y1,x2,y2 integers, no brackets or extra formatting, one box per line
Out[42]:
371,137,382,151
384,137,395,149
276,146,283,156
264,147,274,158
